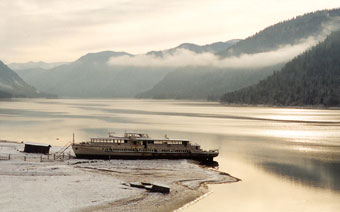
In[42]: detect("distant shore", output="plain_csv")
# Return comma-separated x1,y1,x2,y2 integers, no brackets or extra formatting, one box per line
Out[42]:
220,102,340,110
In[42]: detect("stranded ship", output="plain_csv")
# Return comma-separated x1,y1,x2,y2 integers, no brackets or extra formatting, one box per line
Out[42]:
72,132,218,162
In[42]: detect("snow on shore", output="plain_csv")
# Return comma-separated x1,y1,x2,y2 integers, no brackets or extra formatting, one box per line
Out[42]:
0,142,141,212
0,141,238,212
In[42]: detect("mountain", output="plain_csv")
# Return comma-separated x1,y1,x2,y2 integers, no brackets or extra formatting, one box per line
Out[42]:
76,51,132,63
15,51,173,98
136,65,283,100
221,31,340,106
138,8,340,100
14,9,340,100
0,60,51,98
219,8,340,56
146,40,240,57
14,40,241,98
8,61,69,71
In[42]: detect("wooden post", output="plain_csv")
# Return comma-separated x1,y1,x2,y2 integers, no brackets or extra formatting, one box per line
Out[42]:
62,153,64,159
24,156,26,161
8,154,10,160
53,154,56,160
47,155,49,160
40,155,42,162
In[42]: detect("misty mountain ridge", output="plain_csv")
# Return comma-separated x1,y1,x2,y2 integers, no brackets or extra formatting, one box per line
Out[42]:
0,60,54,98
75,51,132,64
15,40,240,98
146,39,241,57
221,30,340,106
15,51,173,98
9,61,69,71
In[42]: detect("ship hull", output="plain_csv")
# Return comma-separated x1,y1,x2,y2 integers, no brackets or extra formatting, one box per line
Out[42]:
72,145,218,162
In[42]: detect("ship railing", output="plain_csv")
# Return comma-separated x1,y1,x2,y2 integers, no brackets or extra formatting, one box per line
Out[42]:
200,149,219,153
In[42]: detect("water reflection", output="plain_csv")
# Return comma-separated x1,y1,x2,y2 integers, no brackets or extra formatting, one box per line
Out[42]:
1,99,340,211
260,160,340,191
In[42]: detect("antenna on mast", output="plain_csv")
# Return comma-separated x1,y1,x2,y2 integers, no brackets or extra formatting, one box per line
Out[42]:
73,133,75,144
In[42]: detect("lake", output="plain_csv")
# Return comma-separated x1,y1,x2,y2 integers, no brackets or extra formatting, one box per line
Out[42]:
1,98,340,211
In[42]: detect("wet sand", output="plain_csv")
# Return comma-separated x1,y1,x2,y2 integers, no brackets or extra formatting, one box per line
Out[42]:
74,160,239,212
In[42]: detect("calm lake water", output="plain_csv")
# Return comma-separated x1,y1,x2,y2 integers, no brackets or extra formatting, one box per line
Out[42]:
1,99,340,211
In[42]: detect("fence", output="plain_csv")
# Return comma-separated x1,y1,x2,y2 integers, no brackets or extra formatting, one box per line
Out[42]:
0,153,74,162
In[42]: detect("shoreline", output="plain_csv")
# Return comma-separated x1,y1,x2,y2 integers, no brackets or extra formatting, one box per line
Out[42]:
219,102,340,110
2,97,339,110
0,141,239,212
74,161,239,212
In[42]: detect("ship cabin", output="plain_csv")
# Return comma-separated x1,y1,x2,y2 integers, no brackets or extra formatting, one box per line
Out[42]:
85,132,202,152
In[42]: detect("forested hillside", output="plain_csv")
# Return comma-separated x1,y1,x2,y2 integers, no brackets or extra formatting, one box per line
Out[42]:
137,65,282,100
138,8,340,100
221,31,340,106
220,9,340,56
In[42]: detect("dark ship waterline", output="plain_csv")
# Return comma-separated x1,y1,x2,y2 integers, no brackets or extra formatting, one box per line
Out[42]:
72,133,218,162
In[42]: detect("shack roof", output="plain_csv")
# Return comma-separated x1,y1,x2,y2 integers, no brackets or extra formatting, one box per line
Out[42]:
24,142,51,147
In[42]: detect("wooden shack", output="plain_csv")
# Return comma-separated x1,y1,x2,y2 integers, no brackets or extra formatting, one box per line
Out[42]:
24,143,51,154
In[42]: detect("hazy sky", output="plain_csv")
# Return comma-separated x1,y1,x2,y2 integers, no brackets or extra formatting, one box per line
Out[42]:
0,0,339,63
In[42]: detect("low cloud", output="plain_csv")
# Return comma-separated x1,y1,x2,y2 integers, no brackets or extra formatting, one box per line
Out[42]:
108,18,340,69
108,36,320,69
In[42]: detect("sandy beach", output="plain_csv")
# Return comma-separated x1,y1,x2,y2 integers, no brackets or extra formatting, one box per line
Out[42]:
0,141,239,212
